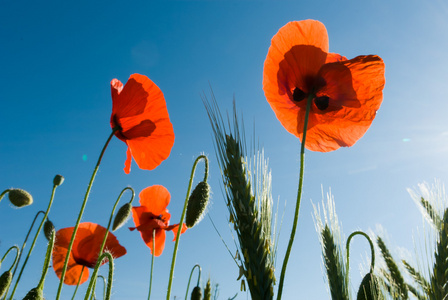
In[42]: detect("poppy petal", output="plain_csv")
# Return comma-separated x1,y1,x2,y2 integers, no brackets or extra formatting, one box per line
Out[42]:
167,223,188,241
138,185,171,215
139,228,166,257
124,146,132,174
52,245,90,285
301,55,385,152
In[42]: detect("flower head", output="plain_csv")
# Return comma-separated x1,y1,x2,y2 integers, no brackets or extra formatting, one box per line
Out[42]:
52,222,126,285
263,20,385,152
129,185,187,256
110,74,175,173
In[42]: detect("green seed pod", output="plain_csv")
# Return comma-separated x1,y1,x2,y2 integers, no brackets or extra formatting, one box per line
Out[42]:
113,203,132,231
186,181,210,228
44,219,55,241
203,279,212,300
8,189,33,208
0,271,12,298
190,286,202,300
22,287,44,300
53,174,65,187
357,272,381,300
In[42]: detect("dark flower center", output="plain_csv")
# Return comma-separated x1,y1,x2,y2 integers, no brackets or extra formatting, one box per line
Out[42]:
292,87,330,111
292,87,306,102
314,96,329,111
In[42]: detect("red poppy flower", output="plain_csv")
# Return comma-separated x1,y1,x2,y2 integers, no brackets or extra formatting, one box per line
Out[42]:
263,20,385,152
129,185,187,257
52,222,126,285
110,74,175,173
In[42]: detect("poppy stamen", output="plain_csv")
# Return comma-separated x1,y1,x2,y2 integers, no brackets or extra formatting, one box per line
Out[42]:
314,96,329,111
292,87,306,102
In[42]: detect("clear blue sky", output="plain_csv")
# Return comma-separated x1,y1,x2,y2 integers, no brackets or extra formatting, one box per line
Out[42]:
2,1,448,299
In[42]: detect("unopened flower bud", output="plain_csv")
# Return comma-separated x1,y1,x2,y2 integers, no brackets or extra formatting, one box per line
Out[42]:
0,271,12,298
190,286,202,300
8,189,33,208
357,272,380,300
22,287,44,300
53,174,65,187
186,181,210,228
44,219,55,241
113,203,132,231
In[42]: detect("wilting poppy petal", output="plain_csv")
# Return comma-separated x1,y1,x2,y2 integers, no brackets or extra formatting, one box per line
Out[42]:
52,222,126,286
110,74,175,173
263,20,385,152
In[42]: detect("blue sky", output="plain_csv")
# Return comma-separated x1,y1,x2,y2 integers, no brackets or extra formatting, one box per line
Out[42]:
2,1,448,299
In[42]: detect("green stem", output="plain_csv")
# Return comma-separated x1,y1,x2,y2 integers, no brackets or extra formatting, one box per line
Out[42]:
276,93,313,300
9,182,58,300
0,190,10,204
1,246,20,272
84,253,114,300
71,266,85,300
1,211,44,300
148,230,155,300
184,264,202,300
37,229,55,290
345,231,375,287
166,155,208,300
89,187,135,298
56,129,116,300
97,275,106,300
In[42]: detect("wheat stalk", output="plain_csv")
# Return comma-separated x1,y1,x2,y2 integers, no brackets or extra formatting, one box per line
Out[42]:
204,94,277,300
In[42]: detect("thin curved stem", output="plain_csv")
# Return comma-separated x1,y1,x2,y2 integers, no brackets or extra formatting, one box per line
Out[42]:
0,190,10,204
84,252,114,300
56,129,117,300
9,183,58,300
97,275,106,300
89,187,135,297
345,230,375,287
148,230,155,300
1,211,44,300
276,93,313,300
1,246,20,272
184,264,202,300
166,155,208,300
37,229,55,290
71,267,85,300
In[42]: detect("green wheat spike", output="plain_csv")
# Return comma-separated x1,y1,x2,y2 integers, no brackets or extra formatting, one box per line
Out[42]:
402,259,430,296
429,207,448,300
321,225,350,300
420,197,442,229
204,96,277,300
377,236,408,299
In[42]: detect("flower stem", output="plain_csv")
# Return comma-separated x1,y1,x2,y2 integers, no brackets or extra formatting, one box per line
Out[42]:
9,181,58,300
345,231,375,287
37,229,55,291
1,211,44,300
84,253,114,300
0,190,9,204
166,155,208,300
71,267,85,300
1,246,20,272
276,93,313,300
56,129,116,300
148,230,155,300
184,264,201,300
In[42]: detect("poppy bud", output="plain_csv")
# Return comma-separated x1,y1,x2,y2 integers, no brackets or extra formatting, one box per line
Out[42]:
0,271,12,298
8,189,33,208
22,287,44,300
53,174,65,187
357,272,381,300
190,286,202,300
186,181,210,228
113,203,132,231
44,219,55,241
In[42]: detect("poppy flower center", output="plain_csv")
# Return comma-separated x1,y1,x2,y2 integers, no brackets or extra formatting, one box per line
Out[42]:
72,255,96,268
292,87,329,111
